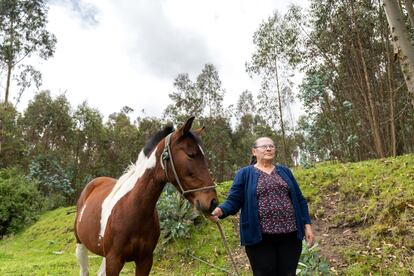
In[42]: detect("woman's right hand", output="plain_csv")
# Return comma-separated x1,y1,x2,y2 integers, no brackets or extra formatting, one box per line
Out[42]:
208,207,223,222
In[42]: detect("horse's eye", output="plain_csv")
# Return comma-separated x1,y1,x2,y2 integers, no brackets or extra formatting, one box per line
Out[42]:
186,152,196,159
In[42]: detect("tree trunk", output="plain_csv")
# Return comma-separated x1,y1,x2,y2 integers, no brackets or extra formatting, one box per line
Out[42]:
275,58,288,164
5,16,15,104
350,0,385,158
380,2,398,156
403,0,414,30
5,63,12,103
383,0,414,107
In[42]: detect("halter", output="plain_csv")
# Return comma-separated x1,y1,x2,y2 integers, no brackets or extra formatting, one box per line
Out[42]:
160,133,216,196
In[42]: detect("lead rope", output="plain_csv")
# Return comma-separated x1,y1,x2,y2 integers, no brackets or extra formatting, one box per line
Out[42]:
216,221,241,276
161,133,237,274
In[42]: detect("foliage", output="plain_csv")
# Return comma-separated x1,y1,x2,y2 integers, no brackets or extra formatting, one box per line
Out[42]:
103,107,142,178
297,0,414,162
0,102,25,168
19,91,75,165
71,102,107,196
164,63,225,124
246,5,304,165
0,0,56,103
156,184,199,244
297,242,329,275
28,155,73,209
0,168,43,237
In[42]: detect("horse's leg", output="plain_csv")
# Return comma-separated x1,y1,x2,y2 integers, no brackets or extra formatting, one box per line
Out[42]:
134,253,153,276
76,243,89,276
105,254,124,276
97,257,106,276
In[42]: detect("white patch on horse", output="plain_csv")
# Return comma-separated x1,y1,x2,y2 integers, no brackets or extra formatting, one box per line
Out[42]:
76,243,89,276
199,145,205,156
78,204,87,223
99,148,157,237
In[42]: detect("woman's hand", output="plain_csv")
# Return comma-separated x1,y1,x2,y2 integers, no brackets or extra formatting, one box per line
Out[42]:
208,207,223,223
304,224,315,246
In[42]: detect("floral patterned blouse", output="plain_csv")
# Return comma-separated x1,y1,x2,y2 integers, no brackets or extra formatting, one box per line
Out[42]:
255,167,297,234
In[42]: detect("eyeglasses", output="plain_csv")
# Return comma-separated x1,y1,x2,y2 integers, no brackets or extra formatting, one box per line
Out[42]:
254,144,275,150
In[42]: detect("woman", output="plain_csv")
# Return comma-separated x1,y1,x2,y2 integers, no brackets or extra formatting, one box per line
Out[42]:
210,137,314,276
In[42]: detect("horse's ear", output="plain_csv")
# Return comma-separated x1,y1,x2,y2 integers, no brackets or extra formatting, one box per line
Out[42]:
194,126,205,136
179,116,195,136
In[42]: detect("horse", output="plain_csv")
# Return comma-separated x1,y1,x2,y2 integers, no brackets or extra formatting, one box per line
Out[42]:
74,117,218,276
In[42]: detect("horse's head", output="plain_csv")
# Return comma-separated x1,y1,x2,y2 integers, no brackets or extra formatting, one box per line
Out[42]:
160,117,218,215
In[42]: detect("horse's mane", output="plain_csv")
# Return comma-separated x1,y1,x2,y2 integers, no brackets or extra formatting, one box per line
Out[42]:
143,125,174,157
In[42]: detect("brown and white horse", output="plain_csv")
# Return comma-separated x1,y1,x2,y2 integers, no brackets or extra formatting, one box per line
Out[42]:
74,117,218,276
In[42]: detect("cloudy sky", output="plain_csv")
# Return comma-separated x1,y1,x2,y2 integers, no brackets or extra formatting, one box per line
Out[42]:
13,0,309,119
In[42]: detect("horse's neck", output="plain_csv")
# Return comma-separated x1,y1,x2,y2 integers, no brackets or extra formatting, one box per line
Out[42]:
129,167,166,213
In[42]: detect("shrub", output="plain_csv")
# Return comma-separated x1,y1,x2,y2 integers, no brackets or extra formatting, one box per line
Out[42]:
0,168,44,237
28,155,74,209
156,184,199,243
297,242,330,275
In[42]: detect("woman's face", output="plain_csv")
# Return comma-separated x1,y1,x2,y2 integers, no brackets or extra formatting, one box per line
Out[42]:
252,137,276,163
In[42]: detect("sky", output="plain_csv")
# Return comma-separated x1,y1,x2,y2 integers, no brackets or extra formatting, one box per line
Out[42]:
9,0,309,121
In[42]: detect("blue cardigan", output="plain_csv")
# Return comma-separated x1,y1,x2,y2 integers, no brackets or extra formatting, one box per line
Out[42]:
218,165,311,246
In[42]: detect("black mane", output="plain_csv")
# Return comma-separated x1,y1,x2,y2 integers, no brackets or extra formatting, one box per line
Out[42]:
143,125,174,157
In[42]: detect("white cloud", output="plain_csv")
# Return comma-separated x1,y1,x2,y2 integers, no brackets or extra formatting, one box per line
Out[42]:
13,0,308,120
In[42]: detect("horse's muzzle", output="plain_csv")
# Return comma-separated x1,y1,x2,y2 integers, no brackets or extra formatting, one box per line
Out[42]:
208,198,218,214
195,198,218,215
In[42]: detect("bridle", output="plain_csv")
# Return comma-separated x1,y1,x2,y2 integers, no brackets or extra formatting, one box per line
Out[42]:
160,133,216,196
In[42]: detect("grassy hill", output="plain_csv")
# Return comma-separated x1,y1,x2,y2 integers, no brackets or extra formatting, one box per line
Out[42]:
0,180,255,276
295,154,414,275
0,154,413,275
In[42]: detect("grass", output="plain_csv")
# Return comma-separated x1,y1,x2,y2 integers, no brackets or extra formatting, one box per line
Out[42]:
294,154,414,274
0,181,249,275
3,154,413,275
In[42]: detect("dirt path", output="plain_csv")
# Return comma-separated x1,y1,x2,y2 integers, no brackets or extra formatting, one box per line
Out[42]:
312,189,366,274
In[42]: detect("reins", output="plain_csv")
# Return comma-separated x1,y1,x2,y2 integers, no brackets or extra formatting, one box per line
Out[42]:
160,132,240,276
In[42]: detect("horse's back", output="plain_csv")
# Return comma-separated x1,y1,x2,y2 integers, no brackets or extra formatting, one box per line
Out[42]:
74,177,116,255
76,177,116,207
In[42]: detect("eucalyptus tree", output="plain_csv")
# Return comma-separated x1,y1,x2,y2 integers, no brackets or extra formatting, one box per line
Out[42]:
0,102,25,168
233,90,257,167
164,63,234,180
19,91,75,166
382,0,414,107
0,0,56,103
196,63,225,118
71,102,107,195
164,63,225,124
295,0,414,161
104,106,141,178
246,5,304,164
236,90,256,120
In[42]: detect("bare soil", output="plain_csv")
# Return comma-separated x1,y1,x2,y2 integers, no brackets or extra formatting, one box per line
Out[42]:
312,189,366,274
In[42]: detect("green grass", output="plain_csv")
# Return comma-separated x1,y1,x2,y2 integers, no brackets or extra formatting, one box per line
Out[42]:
294,154,414,274
2,155,413,275
0,181,248,275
